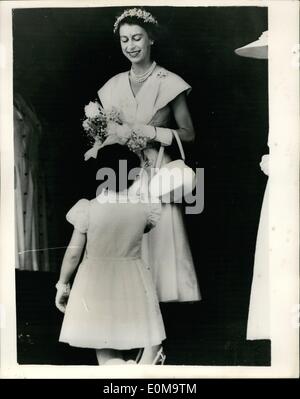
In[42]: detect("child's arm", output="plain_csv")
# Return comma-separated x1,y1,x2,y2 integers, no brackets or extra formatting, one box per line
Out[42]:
58,229,86,283
55,229,86,313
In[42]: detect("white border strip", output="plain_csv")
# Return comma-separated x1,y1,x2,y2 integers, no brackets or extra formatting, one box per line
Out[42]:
0,0,299,378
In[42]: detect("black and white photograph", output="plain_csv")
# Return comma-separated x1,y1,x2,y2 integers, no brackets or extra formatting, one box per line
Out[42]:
0,0,299,378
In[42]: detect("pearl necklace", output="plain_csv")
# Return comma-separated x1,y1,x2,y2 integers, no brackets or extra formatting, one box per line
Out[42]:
130,61,157,83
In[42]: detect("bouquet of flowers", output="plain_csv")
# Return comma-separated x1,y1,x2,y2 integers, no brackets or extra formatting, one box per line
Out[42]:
82,101,121,145
83,100,148,161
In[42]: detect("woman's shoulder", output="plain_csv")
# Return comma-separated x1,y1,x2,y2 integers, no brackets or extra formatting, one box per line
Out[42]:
155,65,191,89
155,65,178,78
152,65,192,110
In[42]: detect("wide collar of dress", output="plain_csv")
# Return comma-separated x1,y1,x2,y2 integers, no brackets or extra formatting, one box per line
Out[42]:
99,65,169,125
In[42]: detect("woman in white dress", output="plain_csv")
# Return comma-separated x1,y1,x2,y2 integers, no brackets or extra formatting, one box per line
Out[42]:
86,8,201,304
235,32,270,340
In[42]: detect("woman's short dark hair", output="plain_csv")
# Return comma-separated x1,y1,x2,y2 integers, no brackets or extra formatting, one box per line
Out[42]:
95,144,141,193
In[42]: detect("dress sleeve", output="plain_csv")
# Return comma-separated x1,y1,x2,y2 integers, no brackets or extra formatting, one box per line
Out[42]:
154,69,192,112
66,199,90,233
146,201,162,231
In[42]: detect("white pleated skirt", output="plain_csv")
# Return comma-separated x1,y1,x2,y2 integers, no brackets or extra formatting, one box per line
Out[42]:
59,256,166,350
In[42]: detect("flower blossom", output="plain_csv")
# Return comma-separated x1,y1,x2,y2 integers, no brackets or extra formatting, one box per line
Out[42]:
84,101,101,119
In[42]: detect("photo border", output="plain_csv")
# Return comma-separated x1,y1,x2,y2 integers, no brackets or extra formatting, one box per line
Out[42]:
0,0,299,378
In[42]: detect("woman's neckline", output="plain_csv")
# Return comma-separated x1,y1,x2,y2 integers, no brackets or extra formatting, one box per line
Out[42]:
130,61,157,83
127,63,160,99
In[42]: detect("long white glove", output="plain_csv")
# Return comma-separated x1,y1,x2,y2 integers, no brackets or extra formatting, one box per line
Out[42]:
96,121,132,150
108,121,174,146
133,124,173,146
106,121,132,143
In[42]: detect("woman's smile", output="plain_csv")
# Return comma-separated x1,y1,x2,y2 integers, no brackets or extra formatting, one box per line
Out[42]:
127,50,141,58
119,24,152,66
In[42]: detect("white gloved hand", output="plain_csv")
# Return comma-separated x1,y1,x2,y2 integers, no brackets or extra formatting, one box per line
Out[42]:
132,124,156,140
107,121,132,144
260,154,269,176
133,124,173,146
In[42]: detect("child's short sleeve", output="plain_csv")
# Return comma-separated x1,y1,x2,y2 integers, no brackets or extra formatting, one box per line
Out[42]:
146,201,162,231
66,199,90,233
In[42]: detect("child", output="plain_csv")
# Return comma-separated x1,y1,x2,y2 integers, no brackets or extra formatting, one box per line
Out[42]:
55,144,166,365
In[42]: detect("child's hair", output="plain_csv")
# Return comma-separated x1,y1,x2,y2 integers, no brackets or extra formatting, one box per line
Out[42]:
95,144,141,193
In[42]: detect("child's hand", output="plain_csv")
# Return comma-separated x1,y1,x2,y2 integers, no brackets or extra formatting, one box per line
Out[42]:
55,290,69,313
55,282,70,313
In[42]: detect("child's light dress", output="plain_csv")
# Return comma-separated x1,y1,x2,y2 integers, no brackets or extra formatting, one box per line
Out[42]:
59,190,166,350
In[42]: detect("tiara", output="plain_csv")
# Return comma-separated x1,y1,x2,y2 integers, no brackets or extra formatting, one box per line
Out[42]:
113,8,158,34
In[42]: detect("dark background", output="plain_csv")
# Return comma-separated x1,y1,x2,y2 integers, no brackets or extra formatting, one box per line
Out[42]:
13,6,269,366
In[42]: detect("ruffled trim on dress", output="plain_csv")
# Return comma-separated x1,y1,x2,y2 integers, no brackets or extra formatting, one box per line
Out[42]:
66,199,90,233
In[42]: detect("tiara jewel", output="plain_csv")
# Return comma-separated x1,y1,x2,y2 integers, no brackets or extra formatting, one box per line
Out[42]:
113,8,158,34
